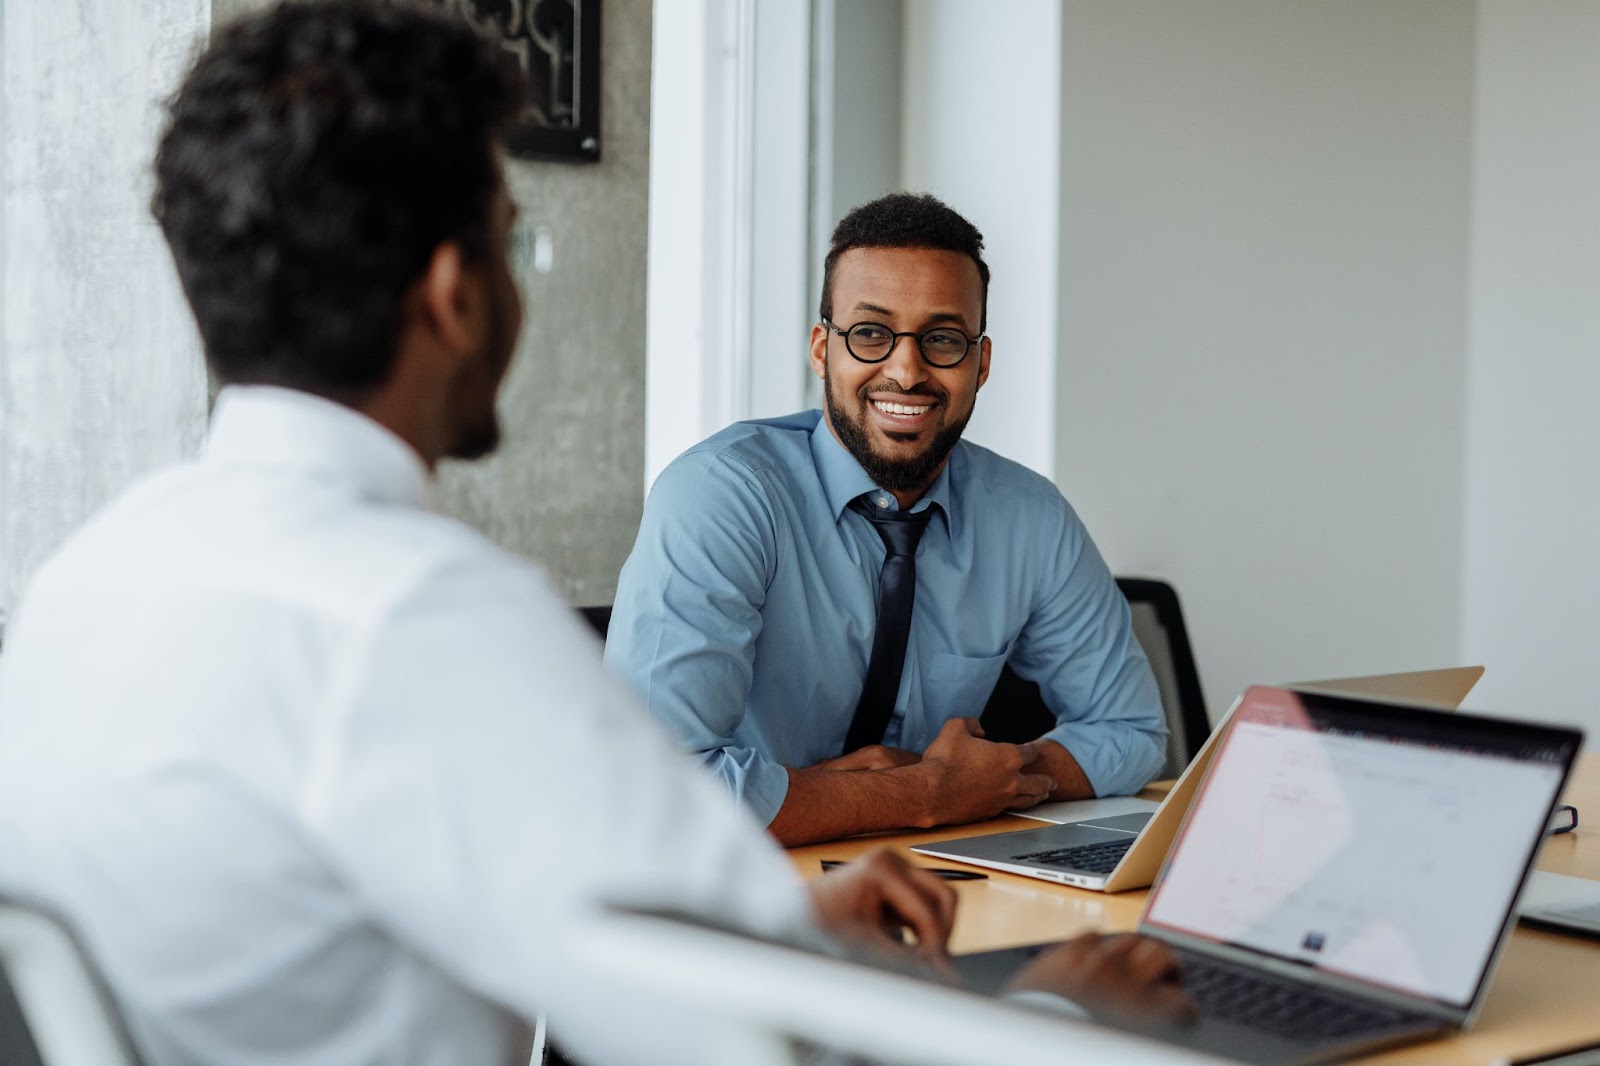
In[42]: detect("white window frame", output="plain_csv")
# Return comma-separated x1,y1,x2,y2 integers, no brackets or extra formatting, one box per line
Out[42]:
644,0,817,490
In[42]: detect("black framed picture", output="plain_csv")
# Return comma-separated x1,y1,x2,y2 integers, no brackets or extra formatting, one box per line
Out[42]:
436,0,602,162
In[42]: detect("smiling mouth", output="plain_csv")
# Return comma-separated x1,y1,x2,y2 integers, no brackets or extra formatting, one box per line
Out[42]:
871,399,934,417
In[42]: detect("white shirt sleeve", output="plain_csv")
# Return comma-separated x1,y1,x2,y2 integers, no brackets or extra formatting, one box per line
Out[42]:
299,545,819,1059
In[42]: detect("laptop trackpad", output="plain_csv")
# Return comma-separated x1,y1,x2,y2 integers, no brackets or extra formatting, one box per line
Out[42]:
1078,812,1154,833
929,820,1132,861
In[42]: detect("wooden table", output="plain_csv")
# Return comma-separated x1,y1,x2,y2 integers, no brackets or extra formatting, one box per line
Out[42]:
789,753,1600,1065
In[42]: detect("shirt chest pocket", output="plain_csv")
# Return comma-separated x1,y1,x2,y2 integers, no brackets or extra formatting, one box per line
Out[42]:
922,650,1010,720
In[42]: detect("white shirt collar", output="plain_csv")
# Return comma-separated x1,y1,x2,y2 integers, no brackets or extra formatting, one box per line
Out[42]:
205,385,431,509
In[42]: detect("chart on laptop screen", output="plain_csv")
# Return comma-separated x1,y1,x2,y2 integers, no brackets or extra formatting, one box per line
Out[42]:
1145,696,1566,1007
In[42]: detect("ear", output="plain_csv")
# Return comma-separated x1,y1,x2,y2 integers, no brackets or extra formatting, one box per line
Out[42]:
809,322,829,382
975,335,991,391
413,241,476,359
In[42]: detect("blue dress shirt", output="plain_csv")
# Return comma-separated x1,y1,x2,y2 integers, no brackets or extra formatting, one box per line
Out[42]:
606,410,1166,825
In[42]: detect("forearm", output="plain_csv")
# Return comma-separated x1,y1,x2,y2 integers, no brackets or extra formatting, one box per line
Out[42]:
1025,738,1094,801
767,765,937,847
767,720,1061,845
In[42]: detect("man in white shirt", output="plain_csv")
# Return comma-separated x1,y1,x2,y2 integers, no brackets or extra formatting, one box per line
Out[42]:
0,3,971,1063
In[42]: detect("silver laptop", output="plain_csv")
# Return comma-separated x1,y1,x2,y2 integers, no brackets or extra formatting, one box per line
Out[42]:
1518,870,1600,939
913,667,1484,892
957,685,1582,1065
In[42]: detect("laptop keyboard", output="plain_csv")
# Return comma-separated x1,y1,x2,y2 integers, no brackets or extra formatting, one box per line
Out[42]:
1176,950,1420,1041
1012,837,1133,874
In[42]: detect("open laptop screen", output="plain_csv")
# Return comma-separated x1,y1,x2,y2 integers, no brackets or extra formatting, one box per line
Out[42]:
1143,686,1575,1011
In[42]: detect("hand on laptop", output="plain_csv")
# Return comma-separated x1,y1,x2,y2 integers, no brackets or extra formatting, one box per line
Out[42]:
808,849,958,975
1007,932,1195,1030
918,718,1056,825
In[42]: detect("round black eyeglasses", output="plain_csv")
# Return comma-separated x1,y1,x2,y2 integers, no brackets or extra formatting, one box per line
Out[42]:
823,319,982,369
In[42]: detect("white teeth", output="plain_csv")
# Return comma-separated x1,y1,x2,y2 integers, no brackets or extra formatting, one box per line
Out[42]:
873,400,932,416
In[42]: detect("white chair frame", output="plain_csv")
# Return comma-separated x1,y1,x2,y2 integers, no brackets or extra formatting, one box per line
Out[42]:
0,902,140,1066
576,907,1234,1066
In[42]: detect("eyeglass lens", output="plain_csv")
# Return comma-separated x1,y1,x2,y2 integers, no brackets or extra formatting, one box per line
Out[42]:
844,322,971,367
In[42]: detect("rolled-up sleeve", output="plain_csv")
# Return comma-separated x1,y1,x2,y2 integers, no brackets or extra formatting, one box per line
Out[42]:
1008,499,1166,797
605,450,793,824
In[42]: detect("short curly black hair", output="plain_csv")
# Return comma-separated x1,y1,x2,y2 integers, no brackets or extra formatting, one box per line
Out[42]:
818,192,990,332
152,0,523,396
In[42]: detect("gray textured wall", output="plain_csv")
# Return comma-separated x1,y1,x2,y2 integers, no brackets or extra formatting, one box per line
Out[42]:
438,0,652,608
827,0,903,226
1,0,213,613
1,0,650,613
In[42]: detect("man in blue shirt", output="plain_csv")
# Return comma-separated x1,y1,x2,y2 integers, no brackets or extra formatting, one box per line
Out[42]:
607,193,1166,846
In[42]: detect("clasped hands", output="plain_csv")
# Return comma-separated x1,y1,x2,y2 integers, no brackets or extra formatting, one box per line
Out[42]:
816,716,1062,824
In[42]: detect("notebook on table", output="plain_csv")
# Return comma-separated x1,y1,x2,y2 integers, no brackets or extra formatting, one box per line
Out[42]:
912,667,1484,892
955,685,1581,1065
1518,870,1600,939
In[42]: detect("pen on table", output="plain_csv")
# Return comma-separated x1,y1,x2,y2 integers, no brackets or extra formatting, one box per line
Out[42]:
820,859,987,881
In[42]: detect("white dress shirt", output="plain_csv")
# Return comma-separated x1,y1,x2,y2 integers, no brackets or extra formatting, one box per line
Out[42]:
0,386,815,1066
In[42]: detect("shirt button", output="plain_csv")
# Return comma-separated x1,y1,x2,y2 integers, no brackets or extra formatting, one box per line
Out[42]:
876,496,890,508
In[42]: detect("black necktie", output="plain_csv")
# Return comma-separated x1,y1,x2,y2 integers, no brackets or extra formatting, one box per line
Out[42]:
842,497,935,754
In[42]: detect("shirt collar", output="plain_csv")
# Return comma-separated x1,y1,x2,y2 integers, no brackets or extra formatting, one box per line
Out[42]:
204,385,432,509
807,409,957,534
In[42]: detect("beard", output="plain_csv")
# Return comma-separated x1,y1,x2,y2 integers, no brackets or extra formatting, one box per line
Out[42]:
824,361,972,495
446,352,504,460
448,414,501,462
446,269,518,462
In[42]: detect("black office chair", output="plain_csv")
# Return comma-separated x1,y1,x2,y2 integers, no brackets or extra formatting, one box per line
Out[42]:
978,577,1210,780
577,605,612,641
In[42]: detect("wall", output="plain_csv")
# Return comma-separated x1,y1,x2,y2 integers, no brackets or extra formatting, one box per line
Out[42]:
1052,0,1477,719
1,6,6,630
822,0,903,243
1462,2,1600,728
1,0,650,612
438,0,652,607
0,0,212,613
900,0,1061,480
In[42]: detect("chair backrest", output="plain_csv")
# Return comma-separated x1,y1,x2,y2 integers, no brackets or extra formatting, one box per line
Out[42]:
1117,577,1209,779
577,605,612,641
0,901,140,1066
979,577,1209,780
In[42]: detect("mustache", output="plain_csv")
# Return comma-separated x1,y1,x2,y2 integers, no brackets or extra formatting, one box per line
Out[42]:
861,381,946,403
